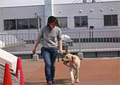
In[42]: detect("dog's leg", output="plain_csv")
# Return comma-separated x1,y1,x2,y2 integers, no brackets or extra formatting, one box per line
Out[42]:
75,67,80,83
70,67,74,84
74,68,77,81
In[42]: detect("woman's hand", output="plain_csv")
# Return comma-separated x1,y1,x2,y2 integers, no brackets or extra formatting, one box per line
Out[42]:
32,40,40,55
59,49,63,55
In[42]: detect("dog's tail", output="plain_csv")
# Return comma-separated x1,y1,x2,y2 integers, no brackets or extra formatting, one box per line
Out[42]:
65,45,70,54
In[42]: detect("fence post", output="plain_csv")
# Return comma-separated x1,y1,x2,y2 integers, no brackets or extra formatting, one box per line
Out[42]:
78,31,83,60
79,31,81,52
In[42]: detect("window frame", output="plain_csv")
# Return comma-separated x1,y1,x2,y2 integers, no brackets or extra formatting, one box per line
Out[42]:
4,19,16,30
4,18,41,30
57,17,68,28
74,16,88,28
104,14,118,26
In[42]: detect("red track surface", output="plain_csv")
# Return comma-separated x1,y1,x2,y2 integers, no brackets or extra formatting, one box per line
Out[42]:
22,58,120,85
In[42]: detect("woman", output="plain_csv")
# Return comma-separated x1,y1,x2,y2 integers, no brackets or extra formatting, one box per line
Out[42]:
32,16,63,85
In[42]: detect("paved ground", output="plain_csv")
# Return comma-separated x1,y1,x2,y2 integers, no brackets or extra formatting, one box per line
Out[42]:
22,58,120,85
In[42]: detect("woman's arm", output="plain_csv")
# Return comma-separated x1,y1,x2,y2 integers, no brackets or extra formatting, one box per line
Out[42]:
32,40,40,54
58,39,63,54
32,28,43,54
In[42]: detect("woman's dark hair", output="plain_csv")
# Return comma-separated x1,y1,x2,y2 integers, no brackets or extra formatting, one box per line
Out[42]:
47,16,60,27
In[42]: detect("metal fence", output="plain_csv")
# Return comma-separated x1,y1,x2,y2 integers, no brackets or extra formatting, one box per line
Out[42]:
62,29,120,52
0,29,120,55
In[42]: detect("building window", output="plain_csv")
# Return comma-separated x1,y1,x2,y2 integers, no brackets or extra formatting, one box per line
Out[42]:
17,19,29,29
104,15,118,26
29,18,40,29
74,16,88,27
4,20,16,30
4,18,41,30
57,17,67,28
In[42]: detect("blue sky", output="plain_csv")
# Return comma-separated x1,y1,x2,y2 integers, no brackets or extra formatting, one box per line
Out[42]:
0,0,117,7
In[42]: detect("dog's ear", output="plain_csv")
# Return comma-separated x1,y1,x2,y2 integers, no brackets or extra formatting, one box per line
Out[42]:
65,46,70,54
72,56,76,63
65,49,70,54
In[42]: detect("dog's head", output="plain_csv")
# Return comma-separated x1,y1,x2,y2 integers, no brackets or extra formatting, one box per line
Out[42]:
62,54,76,65
61,46,76,65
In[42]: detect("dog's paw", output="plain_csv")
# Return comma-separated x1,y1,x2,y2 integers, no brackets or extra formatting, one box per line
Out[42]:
71,80,75,85
75,80,79,83
71,83,74,85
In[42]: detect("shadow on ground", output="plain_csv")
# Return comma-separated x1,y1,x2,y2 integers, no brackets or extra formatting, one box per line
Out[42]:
25,78,71,85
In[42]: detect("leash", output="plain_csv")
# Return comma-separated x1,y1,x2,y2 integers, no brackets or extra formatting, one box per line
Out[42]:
58,53,64,62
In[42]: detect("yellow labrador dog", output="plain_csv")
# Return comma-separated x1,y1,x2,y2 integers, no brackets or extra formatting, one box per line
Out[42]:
62,48,83,84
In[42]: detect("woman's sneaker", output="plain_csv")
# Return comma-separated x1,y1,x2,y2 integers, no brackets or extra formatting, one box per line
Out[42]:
52,81,55,84
47,81,52,85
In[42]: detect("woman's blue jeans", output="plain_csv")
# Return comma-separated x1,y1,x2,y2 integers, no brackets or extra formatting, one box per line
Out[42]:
41,47,58,82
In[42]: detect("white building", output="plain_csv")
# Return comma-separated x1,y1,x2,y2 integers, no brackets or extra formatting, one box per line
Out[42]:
0,0,120,33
